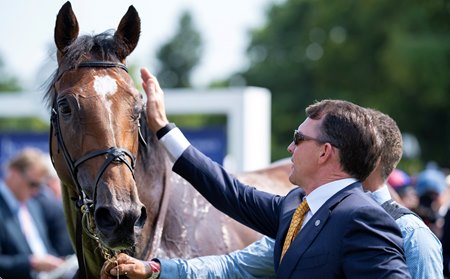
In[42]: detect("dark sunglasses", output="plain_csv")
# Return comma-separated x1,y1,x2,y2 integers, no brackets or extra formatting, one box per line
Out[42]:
293,130,325,145
21,173,43,188
293,130,339,148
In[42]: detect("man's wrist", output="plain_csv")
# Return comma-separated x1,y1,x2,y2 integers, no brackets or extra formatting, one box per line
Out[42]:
156,123,176,140
145,260,161,279
29,255,37,270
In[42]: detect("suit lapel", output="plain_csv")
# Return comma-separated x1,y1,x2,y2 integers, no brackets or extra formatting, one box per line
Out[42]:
7,215,32,253
278,208,331,278
274,207,296,269
0,195,32,254
274,189,304,270
277,183,360,278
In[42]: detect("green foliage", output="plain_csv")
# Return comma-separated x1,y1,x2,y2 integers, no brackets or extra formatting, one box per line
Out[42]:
241,0,450,166
156,10,203,88
0,117,48,132
0,55,21,92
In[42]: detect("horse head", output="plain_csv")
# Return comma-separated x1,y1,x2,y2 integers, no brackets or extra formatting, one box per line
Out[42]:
47,1,147,254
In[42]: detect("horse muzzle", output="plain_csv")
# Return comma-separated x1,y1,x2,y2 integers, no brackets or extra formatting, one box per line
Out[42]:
94,201,147,249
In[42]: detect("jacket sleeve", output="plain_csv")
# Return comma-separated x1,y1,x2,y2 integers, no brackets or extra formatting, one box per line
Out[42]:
173,145,283,238
341,205,411,278
159,236,276,279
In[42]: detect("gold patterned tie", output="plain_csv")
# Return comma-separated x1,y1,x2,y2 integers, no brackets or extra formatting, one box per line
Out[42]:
280,199,310,262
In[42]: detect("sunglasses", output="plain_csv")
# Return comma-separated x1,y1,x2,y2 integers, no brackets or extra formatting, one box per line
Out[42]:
21,173,43,188
293,130,325,145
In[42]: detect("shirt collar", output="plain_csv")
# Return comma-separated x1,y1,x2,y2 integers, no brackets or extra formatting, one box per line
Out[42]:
305,178,357,215
370,184,392,205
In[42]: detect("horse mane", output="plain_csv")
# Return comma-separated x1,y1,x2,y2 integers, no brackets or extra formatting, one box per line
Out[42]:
136,113,168,175
43,30,127,110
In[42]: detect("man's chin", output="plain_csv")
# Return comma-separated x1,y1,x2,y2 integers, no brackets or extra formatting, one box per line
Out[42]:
288,172,295,185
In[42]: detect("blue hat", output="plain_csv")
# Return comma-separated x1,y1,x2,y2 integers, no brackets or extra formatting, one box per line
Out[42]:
415,166,447,196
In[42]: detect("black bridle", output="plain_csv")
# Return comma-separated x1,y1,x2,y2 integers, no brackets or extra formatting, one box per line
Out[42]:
49,60,145,278
51,61,138,210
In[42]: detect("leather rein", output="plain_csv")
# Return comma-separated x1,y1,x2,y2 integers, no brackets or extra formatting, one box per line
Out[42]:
49,61,146,278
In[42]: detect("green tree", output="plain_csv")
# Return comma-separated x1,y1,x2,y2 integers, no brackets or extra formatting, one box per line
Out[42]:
156,10,203,88
0,55,21,92
240,0,450,167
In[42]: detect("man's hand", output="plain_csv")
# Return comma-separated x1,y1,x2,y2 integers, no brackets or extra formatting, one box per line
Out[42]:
100,253,152,279
30,255,64,272
141,67,169,133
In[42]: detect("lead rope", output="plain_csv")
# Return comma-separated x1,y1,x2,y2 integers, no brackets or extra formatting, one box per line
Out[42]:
103,253,119,279
80,204,117,258
81,203,122,279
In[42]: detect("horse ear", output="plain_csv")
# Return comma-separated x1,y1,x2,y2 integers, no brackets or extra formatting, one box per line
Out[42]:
54,1,79,55
114,5,141,60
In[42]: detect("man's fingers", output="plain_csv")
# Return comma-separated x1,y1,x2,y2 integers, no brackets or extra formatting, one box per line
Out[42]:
101,253,131,277
140,67,151,81
140,66,168,132
109,264,134,276
116,253,132,263
140,67,160,93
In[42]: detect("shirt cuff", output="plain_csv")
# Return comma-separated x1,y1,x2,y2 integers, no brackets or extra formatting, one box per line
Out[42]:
159,126,190,162
156,123,177,139
158,259,179,279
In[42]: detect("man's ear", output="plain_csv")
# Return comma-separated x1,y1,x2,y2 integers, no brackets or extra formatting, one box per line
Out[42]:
318,143,334,163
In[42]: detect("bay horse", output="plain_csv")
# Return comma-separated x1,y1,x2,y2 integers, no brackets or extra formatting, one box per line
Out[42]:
46,2,294,278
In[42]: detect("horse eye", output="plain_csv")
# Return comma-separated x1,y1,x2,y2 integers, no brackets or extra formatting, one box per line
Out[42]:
58,99,72,115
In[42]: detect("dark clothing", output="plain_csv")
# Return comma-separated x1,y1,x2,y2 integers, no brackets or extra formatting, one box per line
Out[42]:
441,208,450,277
0,187,57,279
173,145,411,278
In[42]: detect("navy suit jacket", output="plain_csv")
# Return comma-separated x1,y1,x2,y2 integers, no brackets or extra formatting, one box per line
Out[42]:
0,189,57,279
173,145,411,278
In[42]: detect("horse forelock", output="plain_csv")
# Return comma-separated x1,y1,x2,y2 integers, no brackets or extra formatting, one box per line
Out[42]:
43,30,129,110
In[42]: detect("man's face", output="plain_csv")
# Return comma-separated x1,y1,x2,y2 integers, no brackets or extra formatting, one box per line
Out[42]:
287,118,324,189
10,167,45,202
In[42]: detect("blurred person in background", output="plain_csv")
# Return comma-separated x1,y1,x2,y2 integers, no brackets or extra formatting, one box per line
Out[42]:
0,148,64,279
388,168,419,210
439,173,450,278
32,156,74,257
414,162,448,239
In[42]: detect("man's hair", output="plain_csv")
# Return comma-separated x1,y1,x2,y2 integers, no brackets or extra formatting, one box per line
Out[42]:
368,108,403,180
8,148,49,177
306,99,381,181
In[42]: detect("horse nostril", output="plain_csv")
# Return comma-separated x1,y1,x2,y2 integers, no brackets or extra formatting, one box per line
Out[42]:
136,206,147,228
95,206,119,232
95,204,146,241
